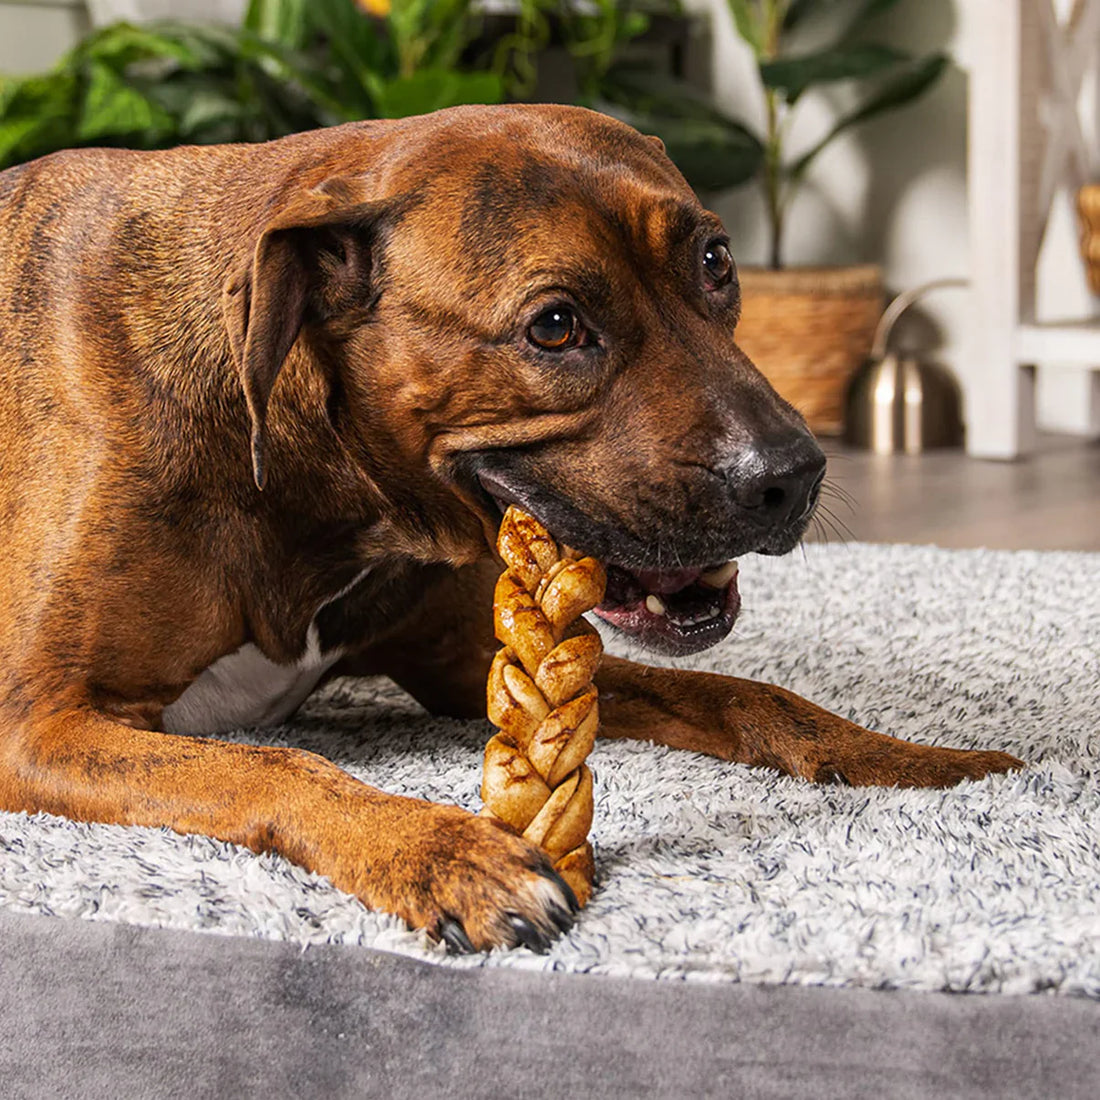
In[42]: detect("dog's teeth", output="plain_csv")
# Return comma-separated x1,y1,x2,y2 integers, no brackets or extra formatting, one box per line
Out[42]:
700,561,739,588
645,594,666,615
669,606,724,628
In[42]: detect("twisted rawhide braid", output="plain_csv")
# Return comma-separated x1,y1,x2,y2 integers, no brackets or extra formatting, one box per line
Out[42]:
481,506,607,907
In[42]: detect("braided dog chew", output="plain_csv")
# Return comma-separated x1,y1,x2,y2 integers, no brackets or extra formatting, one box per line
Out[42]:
481,506,607,908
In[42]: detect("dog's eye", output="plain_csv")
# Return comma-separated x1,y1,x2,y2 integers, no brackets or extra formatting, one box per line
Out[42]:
528,307,583,351
703,242,733,289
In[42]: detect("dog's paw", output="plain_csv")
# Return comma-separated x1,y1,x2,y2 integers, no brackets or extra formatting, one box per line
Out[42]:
813,744,1024,789
357,804,578,953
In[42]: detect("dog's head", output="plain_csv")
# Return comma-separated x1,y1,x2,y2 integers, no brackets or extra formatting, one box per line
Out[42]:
225,104,824,656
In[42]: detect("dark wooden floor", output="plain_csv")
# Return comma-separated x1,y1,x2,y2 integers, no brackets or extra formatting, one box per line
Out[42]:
809,434,1100,551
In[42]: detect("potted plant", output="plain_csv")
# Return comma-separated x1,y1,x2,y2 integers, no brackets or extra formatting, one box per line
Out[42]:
716,0,947,434
0,0,517,166
0,0,764,198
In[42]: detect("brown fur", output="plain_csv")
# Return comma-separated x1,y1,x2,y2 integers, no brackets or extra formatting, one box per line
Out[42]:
0,106,1021,950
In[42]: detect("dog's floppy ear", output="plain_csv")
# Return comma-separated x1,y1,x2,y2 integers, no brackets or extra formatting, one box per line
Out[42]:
222,176,384,490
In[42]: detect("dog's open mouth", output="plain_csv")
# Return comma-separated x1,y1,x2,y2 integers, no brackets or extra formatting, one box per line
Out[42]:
468,468,743,656
592,560,740,656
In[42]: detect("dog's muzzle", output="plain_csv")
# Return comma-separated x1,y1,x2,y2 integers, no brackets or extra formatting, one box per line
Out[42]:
469,429,826,658
590,432,825,656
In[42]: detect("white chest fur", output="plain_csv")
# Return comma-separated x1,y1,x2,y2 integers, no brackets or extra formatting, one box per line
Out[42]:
161,633,340,736
161,569,369,736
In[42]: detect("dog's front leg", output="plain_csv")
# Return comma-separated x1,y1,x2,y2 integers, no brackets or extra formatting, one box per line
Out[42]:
355,562,1021,787
0,705,575,950
596,656,1023,788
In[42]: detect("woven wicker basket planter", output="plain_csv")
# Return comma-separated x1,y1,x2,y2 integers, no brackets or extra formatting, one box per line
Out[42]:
734,264,884,435
1076,185,1100,295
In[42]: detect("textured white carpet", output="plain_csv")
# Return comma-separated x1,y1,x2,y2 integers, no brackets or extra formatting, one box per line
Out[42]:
2,543,1098,996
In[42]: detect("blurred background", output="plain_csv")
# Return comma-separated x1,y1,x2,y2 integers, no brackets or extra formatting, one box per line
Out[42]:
1,0,1097,550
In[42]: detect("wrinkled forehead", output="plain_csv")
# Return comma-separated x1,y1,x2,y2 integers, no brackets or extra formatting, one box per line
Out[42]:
455,151,704,266
384,126,719,322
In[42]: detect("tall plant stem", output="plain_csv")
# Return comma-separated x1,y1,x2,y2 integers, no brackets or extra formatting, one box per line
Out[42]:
764,87,784,269
760,0,787,269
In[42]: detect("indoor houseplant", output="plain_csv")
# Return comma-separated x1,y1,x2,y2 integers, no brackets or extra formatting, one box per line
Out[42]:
0,0,516,166
0,1,763,198
720,0,946,433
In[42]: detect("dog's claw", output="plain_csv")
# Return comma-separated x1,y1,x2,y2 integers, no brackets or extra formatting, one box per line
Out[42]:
508,914,551,953
548,904,575,935
439,917,475,955
815,763,851,786
535,863,580,913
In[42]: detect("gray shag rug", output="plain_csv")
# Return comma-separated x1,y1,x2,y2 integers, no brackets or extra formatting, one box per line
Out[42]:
1,543,1098,997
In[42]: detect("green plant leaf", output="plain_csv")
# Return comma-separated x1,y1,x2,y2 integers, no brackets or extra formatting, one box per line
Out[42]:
0,75,17,114
77,60,173,143
658,120,764,192
560,0,650,93
387,0,479,76
760,42,910,102
176,88,246,139
0,115,47,167
595,68,765,195
244,0,310,50
603,104,764,193
371,68,502,118
76,22,205,70
486,0,552,100
97,21,245,81
300,0,389,118
0,71,79,168
236,31,353,119
727,0,765,56
600,63,764,133
790,51,947,179
306,0,393,89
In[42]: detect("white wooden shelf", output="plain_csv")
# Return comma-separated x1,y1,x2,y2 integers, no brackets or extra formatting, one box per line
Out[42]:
1016,319,1100,362
967,0,1100,458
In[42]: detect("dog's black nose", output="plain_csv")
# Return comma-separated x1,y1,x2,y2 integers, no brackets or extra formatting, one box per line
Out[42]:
727,433,826,529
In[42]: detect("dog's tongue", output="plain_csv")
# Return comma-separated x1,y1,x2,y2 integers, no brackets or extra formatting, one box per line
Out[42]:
630,566,703,594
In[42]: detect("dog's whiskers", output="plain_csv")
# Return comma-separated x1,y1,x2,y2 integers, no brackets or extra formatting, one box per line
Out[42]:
810,505,854,546
819,478,858,513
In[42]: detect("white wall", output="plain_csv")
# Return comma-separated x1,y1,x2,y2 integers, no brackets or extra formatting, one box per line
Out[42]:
0,0,244,75
687,0,1100,437
85,0,243,23
0,1,89,74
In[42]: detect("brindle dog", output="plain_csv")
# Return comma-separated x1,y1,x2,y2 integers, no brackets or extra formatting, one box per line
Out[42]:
0,105,1021,952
